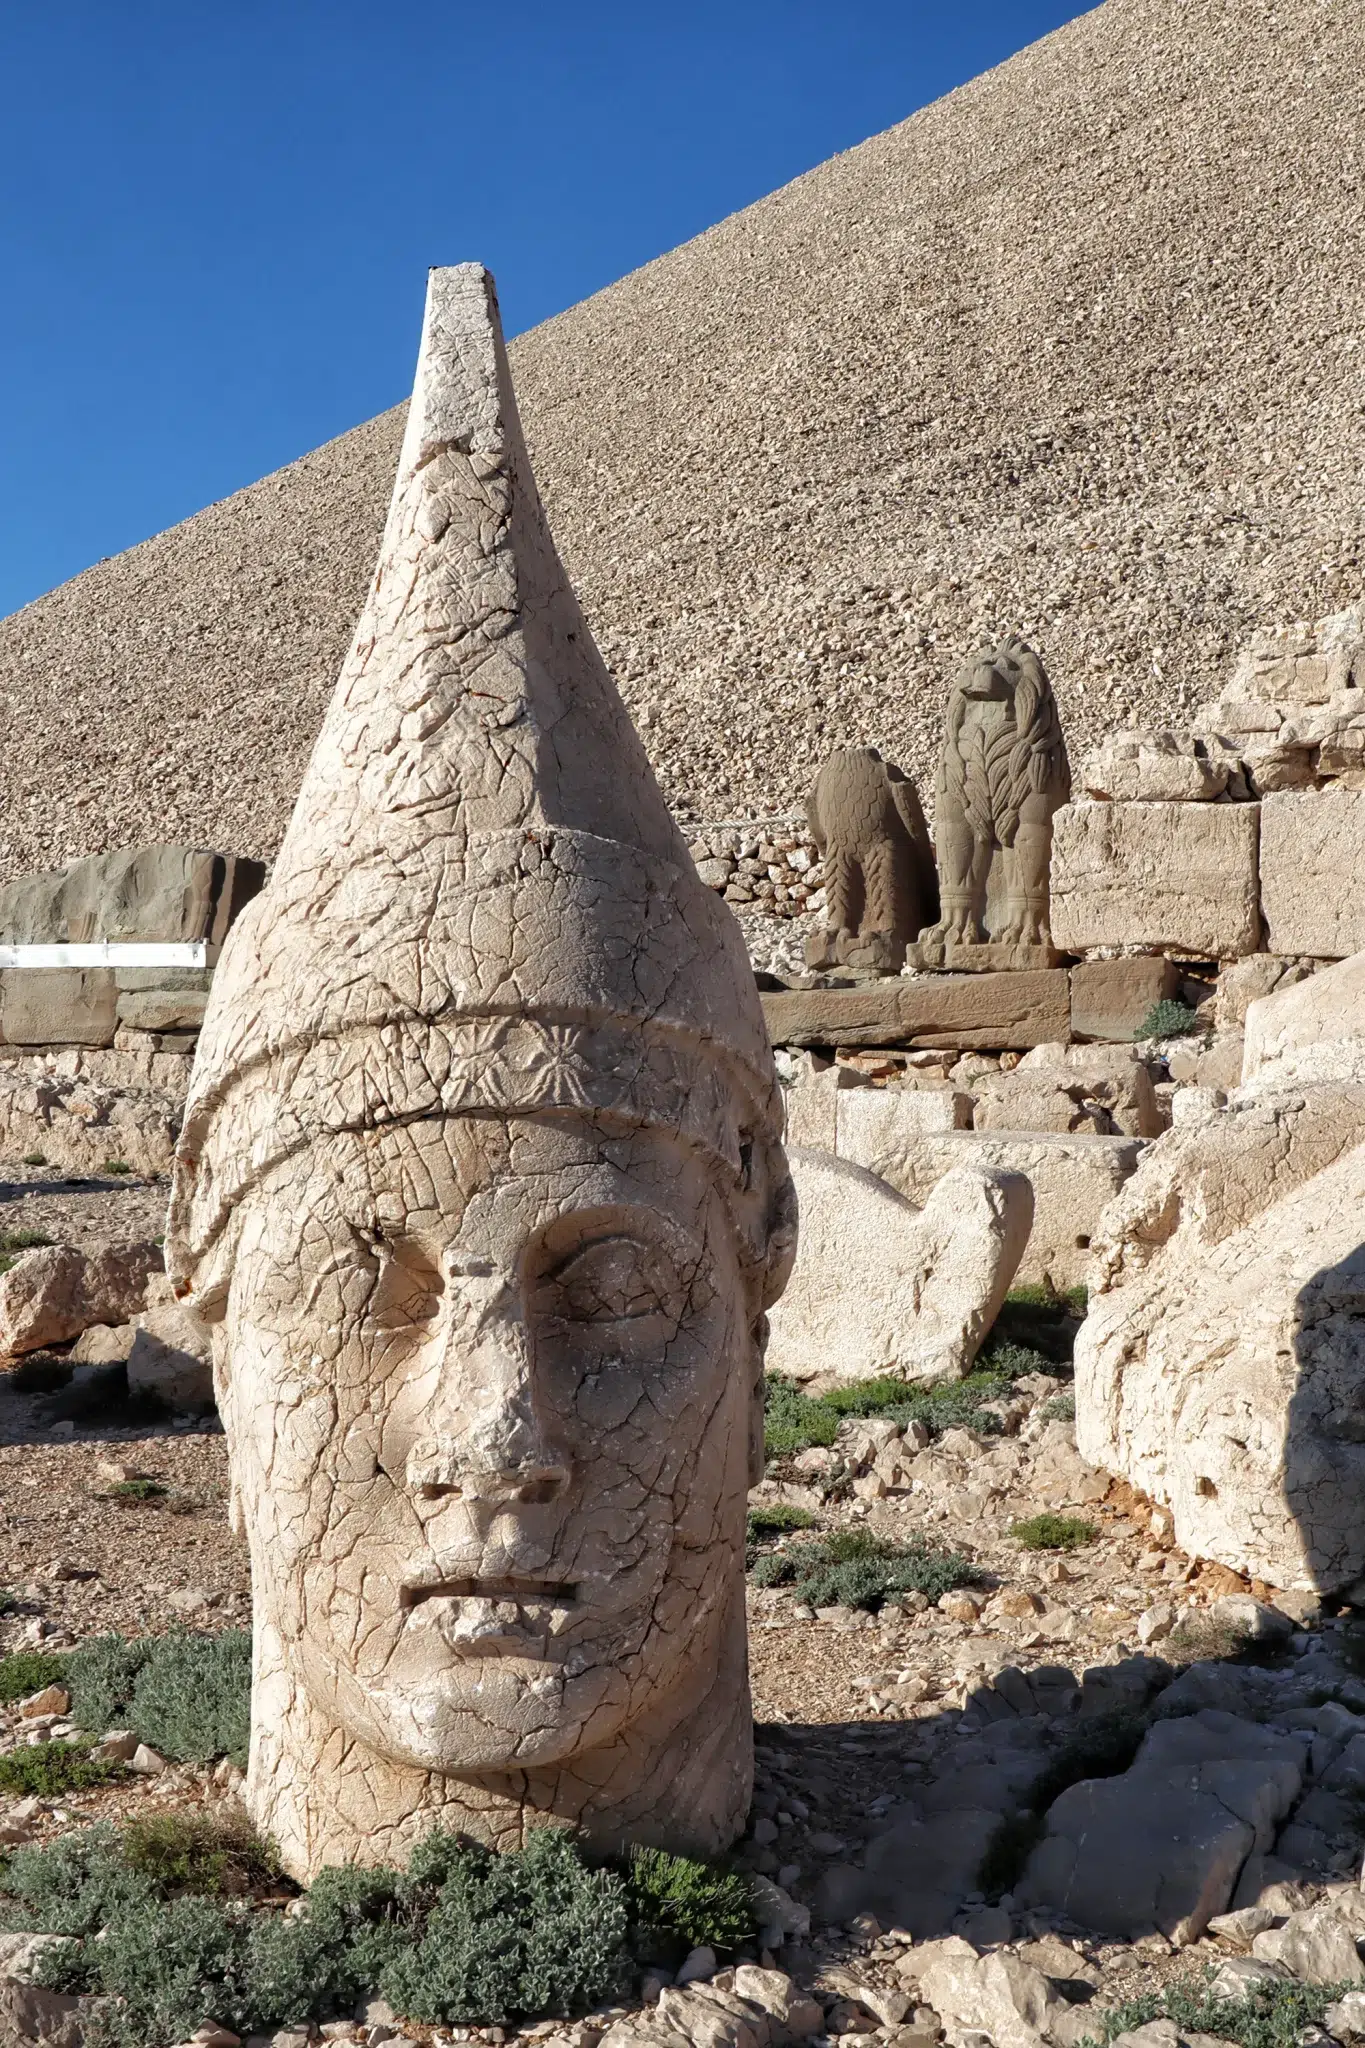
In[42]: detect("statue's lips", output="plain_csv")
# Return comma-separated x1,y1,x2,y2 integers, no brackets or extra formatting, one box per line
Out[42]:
400,1576,576,1610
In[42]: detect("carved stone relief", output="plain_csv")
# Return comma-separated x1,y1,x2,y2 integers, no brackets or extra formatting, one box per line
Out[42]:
804,747,938,975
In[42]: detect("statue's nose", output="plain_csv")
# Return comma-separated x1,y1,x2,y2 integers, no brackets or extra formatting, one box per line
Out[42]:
405,1271,570,1506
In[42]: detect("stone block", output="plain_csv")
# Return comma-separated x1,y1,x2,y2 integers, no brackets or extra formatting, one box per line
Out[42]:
1243,950,1365,1089
1070,957,1178,1042
0,967,118,1047
116,990,210,1032
761,971,1071,1051
0,847,265,947
1260,791,1365,957
1080,735,1231,802
971,1077,1101,1133
0,1242,163,1358
764,1148,1031,1385
1015,1043,1164,1138
126,1300,215,1414
1050,802,1261,959
834,1099,1143,1290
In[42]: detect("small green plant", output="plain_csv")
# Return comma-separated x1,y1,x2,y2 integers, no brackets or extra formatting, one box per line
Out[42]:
0,1739,124,1796
109,1479,168,1504
626,1847,755,1962
0,1650,70,1704
1136,997,1201,1041
102,1159,134,1176
763,1376,841,1456
1166,1612,1260,1665
119,1811,279,1897
21,1152,46,1168
753,1527,980,1610
1010,1513,1097,1551
1092,1974,1359,2048
1040,1393,1076,1423
746,1503,816,1543
0,1229,54,1253
763,1369,1025,1461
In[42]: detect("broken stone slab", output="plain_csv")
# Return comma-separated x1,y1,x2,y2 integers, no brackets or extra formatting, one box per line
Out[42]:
915,1938,1081,2048
1252,1902,1365,1983
1014,1749,1303,1942
126,1299,215,1413
764,1148,1031,1384
730,1967,823,2037
1070,957,1180,1044
1242,949,1365,1092
0,966,119,1048
1050,801,1262,959
971,1075,1106,1135
1015,1043,1164,1138
0,1241,163,1358
1261,792,1365,959
1077,1122,1365,1594
116,989,210,1033
760,972,1072,1052
1079,733,1233,803
833,1112,1143,1290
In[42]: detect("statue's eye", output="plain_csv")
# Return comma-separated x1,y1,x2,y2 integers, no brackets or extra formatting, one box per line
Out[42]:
369,1237,445,1331
544,1237,684,1327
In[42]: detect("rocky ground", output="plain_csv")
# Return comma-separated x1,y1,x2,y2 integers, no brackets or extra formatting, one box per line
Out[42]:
0,1161,1363,2047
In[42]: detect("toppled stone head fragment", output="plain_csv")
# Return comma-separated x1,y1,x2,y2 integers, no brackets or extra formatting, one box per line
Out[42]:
165,265,796,1881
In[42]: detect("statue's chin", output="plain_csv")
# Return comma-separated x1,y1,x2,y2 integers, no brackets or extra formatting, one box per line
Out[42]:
298,1648,630,1779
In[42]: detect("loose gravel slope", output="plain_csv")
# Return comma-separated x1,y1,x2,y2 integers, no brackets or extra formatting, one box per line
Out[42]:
1,0,1362,876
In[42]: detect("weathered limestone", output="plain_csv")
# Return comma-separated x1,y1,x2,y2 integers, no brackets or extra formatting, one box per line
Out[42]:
0,1243,163,1359
1070,956,1178,1042
804,749,937,973
912,637,1071,970
1260,791,1365,957
832,1090,1141,1289
0,967,118,1048
764,1148,1031,1384
1243,950,1365,1089
127,1296,215,1413
1077,1019,1365,1588
1079,731,1233,803
165,267,795,1882
0,845,265,947
1013,1044,1163,1139
0,1067,179,1177
1050,800,1261,958
761,971,1071,1051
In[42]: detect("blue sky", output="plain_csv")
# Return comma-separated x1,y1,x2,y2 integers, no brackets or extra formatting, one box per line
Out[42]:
0,1,1088,620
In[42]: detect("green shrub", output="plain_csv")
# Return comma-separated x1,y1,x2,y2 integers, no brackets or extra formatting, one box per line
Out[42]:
763,1376,841,1456
0,1740,124,1796
756,1527,979,1611
19,1823,634,2047
21,1152,46,1167
1093,1975,1359,2048
746,1504,817,1542
66,1630,251,1767
0,1230,54,1253
120,1811,279,1897
0,1650,70,1704
379,1828,632,2025
109,1479,167,1504
1136,998,1201,1041
1010,1513,1097,1551
626,1847,755,1962
102,1159,134,1176
763,1369,1023,1461
1040,1393,1076,1423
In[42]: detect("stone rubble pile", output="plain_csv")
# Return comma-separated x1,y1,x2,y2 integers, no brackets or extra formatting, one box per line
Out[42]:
684,820,823,920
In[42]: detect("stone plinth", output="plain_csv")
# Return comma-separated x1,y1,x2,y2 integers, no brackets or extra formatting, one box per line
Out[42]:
904,939,1059,973
1050,801,1261,958
761,970,1071,1051
0,968,119,1048
1070,957,1178,1042
1260,791,1365,957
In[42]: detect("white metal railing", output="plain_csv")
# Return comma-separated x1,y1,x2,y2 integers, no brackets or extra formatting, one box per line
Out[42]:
0,942,213,969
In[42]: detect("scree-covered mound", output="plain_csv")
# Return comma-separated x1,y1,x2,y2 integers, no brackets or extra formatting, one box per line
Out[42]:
1,0,1362,877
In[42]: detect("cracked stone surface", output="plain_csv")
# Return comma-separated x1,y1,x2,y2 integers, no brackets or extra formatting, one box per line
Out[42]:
164,266,795,1882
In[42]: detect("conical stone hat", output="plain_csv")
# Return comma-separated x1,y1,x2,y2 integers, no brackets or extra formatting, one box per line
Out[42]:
167,265,782,1278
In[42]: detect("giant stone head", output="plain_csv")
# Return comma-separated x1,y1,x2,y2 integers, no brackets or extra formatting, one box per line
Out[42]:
166,268,795,1882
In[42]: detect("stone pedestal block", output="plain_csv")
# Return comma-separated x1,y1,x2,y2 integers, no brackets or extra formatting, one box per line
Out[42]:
0,968,118,1047
1260,791,1365,957
1051,802,1261,959
761,970,1071,1051
1070,957,1178,1042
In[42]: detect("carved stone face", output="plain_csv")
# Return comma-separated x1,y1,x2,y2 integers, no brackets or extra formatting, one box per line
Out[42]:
216,1112,757,1779
959,644,1021,701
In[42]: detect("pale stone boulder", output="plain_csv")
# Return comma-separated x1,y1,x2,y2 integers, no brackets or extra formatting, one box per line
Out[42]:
1243,949,1365,1090
1079,732,1231,802
1050,800,1261,958
1078,1092,1365,1590
0,1241,163,1357
1014,1043,1162,1138
765,1148,1031,1385
835,1091,1142,1289
971,1076,1102,1134
1261,791,1365,956
127,1299,215,1413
